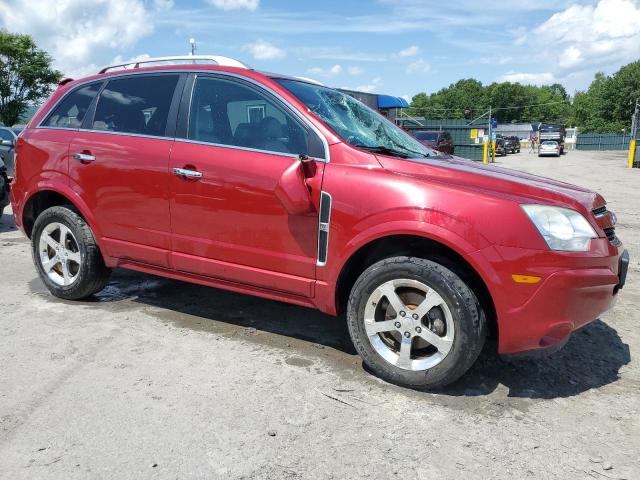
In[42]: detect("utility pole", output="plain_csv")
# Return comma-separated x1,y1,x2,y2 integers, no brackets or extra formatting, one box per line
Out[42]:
488,105,493,163
189,38,197,56
632,98,639,139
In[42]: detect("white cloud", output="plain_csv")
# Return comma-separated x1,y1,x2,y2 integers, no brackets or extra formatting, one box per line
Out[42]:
526,0,640,72
153,0,174,10
347,66,364,76
0,0,154,77
355,77,382,93
244,40,286,60
308,64,343,77
560,46,583,68
406,58,431,74
498,72,556,85
398,45,421,57
207,0,259,11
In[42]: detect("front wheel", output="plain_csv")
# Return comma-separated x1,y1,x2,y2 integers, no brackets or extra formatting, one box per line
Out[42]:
32,206,111,300
347,257,486,389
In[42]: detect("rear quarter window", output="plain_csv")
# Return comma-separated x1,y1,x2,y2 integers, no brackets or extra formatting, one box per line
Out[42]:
41,83,102,128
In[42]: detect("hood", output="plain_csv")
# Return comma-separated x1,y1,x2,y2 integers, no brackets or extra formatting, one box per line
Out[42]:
376,154,603,213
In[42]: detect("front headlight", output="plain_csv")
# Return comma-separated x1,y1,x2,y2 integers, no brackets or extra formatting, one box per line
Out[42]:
522,204,597,252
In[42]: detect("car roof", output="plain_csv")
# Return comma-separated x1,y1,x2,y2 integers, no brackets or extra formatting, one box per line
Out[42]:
63,62,327,93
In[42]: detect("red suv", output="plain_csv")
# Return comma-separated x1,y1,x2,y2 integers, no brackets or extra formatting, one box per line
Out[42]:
10,56,629,389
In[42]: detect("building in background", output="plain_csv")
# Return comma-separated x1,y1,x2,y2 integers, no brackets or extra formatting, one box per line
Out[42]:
338,89,409,122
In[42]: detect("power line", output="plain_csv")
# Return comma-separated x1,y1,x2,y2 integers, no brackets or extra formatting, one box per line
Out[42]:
411,99,570,113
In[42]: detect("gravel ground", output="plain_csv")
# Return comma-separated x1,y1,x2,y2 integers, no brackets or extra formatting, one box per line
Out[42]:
0,150,638,479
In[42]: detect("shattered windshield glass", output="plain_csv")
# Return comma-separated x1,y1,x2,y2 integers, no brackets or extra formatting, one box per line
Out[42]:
276,79,441,159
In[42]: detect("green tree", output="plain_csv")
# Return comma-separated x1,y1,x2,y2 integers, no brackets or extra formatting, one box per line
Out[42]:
0,31,62,126
409,79,486,120
569,61,640,133
408,78,570,124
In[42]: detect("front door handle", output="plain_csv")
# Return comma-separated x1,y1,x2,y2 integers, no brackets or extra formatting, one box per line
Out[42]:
173,167,203,179
73,152,96,162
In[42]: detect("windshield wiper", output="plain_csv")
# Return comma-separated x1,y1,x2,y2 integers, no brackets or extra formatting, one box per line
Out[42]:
353,145,415,158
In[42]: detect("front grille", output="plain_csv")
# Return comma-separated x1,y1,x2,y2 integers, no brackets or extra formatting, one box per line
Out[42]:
592,205,607,217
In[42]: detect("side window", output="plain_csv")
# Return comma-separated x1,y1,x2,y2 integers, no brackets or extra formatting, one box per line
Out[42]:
92,75,179,137
188,76,321,157
42,83,101,128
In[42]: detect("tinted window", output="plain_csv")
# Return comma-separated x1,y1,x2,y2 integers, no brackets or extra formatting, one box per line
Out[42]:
93,75,179,137
42,83,101,128
188,77,320,157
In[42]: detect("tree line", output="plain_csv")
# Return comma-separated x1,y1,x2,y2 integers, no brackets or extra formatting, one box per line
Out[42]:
408,60,640,133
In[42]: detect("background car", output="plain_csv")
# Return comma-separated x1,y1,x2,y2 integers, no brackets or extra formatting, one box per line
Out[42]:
493,137,506,156
0,127,17,176
411,130,455,155
539,140,561,157
504,136,521,154
0,158,9,217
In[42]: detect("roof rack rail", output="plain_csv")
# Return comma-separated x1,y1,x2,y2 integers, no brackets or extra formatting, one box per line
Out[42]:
98,55,251,74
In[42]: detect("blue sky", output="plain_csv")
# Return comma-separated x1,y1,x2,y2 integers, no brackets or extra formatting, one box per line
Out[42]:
2,0,639,99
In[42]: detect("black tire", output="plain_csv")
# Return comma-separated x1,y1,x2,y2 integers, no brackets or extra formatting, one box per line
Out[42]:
346,257,486,389
32,206,111,300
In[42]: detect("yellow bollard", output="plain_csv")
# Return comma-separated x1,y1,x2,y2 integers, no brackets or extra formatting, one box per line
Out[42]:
483,140,489,164
491,140,496,163
629,139,637,169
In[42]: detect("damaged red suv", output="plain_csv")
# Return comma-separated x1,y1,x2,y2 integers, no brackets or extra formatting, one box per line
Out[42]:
10,56,629,388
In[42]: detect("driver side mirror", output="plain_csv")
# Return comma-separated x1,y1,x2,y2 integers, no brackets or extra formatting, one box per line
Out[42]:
1,139,14,148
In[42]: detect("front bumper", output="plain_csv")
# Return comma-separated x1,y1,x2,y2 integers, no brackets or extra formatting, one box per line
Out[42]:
467,240,627,355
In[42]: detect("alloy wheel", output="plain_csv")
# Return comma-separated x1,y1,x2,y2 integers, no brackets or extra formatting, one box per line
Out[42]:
363,278,455,371
38,222,82,286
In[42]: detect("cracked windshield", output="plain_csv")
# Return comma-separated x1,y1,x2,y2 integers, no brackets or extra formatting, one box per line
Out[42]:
277,79,441,159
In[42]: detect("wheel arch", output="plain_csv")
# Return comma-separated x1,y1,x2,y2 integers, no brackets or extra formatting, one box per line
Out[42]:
22,186,102,243
334,233,498,340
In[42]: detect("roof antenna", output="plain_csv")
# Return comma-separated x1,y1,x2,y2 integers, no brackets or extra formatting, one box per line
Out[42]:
189,38,197,56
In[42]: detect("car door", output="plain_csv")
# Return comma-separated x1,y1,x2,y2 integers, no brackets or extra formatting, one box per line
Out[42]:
68,73,184,267
169,74,327,296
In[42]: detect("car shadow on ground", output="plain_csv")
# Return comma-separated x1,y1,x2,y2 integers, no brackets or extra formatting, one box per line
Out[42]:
73,269,631,400
439,320,630,399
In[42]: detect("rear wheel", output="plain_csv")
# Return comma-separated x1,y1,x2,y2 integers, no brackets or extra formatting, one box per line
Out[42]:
32,206,111,300
347,257,486,389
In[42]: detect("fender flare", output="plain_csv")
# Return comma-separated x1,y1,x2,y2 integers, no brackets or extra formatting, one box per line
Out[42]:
325,207,492,283
22,177,106,249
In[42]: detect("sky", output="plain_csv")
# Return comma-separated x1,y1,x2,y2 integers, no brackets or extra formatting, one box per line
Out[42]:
1,0,639,100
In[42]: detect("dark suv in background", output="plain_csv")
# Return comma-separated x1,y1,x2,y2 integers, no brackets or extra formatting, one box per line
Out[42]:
504,136,521,154
411,130,454,155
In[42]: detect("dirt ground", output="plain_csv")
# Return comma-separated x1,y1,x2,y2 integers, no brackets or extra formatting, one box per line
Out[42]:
0,150,638,479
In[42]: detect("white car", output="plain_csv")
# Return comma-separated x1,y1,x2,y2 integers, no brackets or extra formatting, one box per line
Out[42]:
538,140,561,157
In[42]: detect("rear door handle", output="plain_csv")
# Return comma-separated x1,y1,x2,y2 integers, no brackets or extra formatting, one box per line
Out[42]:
173,167,203,179
73,152,96,162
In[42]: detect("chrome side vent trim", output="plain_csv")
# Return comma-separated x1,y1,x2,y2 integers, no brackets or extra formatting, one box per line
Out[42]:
317,191,332,266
